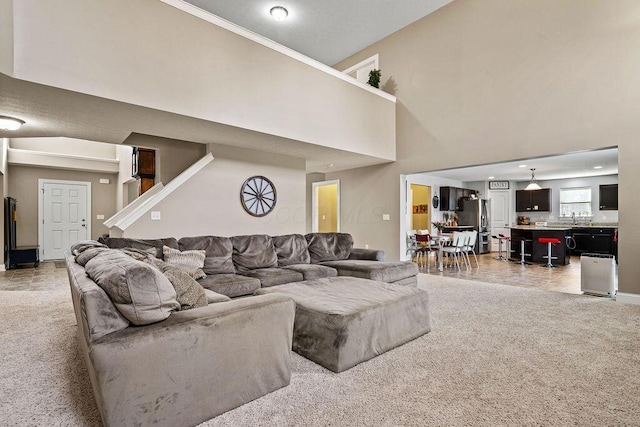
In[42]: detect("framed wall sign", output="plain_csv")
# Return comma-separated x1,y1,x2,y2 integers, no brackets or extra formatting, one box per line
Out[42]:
489,181,509,190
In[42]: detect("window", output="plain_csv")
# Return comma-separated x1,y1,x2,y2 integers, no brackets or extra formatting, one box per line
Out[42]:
559,187,592,217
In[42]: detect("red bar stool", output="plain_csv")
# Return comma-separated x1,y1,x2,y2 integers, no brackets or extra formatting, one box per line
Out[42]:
538,237,561,268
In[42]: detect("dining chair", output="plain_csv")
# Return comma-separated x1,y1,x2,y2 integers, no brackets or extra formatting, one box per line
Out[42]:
415,233,438,271
406,230,418,263
463,230,479,268
442,231,469,270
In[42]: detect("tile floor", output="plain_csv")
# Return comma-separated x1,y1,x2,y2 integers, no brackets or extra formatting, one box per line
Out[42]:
0,254,616,296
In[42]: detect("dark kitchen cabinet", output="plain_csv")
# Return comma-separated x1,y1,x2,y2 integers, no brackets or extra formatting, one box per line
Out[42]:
599,184,618,210
440,187,477,211
515,189,551,212
571,228,617,258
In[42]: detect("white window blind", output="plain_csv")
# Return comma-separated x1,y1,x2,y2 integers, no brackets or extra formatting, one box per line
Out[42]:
559,187,592,217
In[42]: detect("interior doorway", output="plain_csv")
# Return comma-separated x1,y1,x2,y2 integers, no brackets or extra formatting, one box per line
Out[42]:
410,184,431,231
312,180,340,232
38,179,91,260
488,189,511,252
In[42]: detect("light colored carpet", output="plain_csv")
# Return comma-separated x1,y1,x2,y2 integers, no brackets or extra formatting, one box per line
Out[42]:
1,274,639,426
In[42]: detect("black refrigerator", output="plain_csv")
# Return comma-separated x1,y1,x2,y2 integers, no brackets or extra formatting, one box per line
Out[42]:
458,198,491,254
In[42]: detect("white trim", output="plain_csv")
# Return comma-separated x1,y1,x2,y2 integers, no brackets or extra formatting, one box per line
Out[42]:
103,183,164,228
616,292,640,305
159,0,396,103
114,153,214,231
312,180,340,233
38,179,92,260
342,54,379,76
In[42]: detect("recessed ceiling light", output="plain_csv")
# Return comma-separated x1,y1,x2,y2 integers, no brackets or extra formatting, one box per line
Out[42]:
488,176,495,179
593,165,603,169
518,164,527,168
327,163,334,168
270,6,288,21
0,115,25,131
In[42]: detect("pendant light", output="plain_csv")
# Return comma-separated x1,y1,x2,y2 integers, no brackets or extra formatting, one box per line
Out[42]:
524,168,542,191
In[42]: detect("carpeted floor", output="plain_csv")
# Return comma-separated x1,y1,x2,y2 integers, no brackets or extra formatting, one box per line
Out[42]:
1,275,639,426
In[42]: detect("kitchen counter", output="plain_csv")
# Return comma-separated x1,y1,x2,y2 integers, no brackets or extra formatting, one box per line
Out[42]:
509,227,571,265
512,223,618,229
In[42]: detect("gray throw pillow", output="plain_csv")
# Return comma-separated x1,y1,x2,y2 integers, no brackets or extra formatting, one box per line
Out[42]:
152,261,208,310
163,246,206,279
84,250,179,325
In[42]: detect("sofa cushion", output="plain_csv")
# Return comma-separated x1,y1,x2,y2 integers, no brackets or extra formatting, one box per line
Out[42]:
162,246,206,279
272,234,310,266
241,268,304,288
98,236,179,260
178,236,235,274
231,235,278,272
197,274,261,298
305,233,354,263
84,250,180,325
282,264,338,280
203,289,232,304
320,260,419,283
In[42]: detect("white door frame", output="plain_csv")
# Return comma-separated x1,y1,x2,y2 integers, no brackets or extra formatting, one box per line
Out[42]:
38,179,92,259
312,179,340,232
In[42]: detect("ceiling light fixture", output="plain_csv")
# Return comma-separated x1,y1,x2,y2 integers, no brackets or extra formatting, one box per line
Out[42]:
488,176,495,179
524,168,542,191
593,165,603,169
518,164,527,168
270,6,288,21
0,115,25,131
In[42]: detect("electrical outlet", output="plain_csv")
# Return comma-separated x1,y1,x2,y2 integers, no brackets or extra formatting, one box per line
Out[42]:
151,211,161,221
382,214,390,221
96,214,104,220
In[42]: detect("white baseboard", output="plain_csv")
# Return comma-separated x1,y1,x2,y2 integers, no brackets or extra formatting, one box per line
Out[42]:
616,292,640,305
0,264,5,272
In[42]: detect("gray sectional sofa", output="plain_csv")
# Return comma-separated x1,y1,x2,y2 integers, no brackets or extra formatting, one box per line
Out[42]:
67,232,421,426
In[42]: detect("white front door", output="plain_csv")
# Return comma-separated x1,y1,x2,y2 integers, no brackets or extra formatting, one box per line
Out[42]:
489,190,511,252
39,180,91,260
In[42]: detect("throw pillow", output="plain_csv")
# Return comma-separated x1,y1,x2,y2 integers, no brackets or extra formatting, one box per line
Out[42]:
163,246,206,279
153,261,208,310
84,250,179,325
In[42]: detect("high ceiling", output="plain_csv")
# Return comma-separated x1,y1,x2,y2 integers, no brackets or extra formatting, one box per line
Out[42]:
183,0,454,65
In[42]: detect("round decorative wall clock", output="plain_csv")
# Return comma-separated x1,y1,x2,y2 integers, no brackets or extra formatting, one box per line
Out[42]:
240,175,277,217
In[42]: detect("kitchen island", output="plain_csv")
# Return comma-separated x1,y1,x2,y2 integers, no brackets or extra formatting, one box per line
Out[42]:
510,226,572,266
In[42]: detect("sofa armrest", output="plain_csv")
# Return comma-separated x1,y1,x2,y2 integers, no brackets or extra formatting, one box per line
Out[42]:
87,294,295,426
349,248,386,261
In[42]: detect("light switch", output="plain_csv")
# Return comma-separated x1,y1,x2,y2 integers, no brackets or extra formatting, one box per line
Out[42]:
96,214,104,220
151,211,161,221
382,214,390,221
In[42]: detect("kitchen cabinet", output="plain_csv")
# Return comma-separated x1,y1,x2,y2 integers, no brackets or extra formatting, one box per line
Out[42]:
599,184,618,210
570,228,617,258
510,227,570,265
515,189,551,212
439,187,477,211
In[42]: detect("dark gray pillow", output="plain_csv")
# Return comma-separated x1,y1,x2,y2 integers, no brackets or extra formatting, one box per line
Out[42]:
305,233,354,263
231,235,278,273
273,234,311,266
178,236,235,274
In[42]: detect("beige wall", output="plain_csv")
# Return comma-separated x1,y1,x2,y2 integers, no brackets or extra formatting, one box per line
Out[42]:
8,166,117,245
124,134,207,185
0,0,12,76
10,137,117,158
8,0,395,161
124,143,306,239
331,0,640,296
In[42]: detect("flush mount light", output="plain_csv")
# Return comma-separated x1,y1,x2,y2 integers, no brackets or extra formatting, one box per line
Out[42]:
518,164,527,168
593,165,603,169
0,115,25,131
488,176,495,179
270,6,288,21
524,168,542,191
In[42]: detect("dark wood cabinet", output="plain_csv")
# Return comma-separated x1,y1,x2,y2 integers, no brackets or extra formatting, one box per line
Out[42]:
132,147,156,178
440,186,477,211
515,189,551,212
599,184,618,210
570,228,616,258
510,227,570,265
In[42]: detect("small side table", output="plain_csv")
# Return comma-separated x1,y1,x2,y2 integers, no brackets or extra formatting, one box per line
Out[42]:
7,245,40,269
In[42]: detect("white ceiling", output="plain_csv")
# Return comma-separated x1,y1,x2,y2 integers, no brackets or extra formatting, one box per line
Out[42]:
183,0,454,65
415,148,618,183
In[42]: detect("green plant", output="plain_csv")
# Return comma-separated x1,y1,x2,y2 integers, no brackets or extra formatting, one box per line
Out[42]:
432,221,446,231
367,69,381,88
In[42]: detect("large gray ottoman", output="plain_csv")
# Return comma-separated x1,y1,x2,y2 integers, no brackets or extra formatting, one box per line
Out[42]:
255,277,431,373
